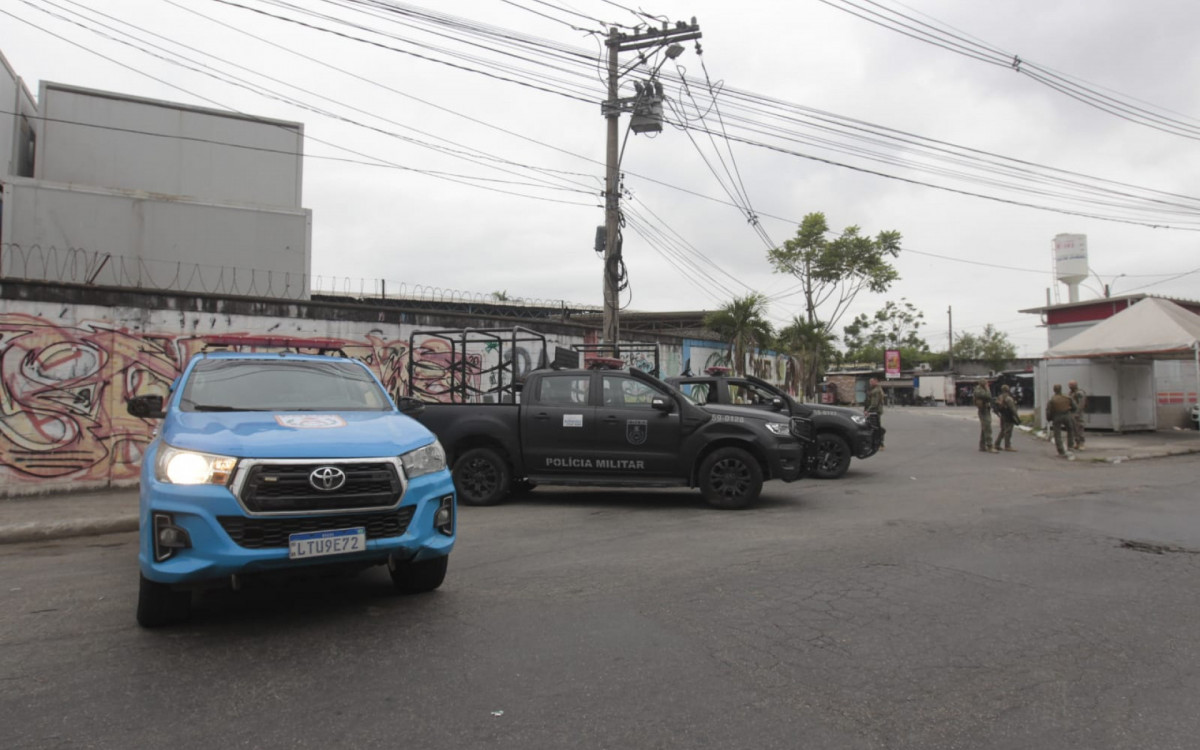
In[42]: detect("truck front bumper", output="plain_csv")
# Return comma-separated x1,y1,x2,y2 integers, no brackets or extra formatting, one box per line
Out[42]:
767,439,811,482
856,423,882,458
139,472,456,586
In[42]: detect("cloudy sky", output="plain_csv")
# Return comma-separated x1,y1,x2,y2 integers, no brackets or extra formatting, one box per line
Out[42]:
4,0,1199,357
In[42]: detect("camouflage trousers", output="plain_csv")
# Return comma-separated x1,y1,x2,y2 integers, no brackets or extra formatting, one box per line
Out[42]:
978,412,993,450
1071,413,1086,448
1051,413,1076,455
996,418,1015,450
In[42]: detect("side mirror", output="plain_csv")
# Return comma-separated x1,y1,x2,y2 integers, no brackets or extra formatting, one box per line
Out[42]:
127,394,166,419
770,397,786,411
651,396,674,413
396,396,426,416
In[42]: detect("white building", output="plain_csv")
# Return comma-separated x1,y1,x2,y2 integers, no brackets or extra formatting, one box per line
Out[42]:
1,50,312,297
1021,294,1200,430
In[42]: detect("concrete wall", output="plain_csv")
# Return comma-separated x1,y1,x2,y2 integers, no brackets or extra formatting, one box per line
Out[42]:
37,83,303,208
1,51,17,177
1,178,312,292
679,338,792,386
0,284,734,497
1,50,37,179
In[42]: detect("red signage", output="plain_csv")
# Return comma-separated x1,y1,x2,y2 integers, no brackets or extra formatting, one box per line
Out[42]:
885,349,901,379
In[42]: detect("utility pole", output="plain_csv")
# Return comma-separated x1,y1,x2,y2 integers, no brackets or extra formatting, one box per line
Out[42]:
600,20,701,355
948,306,954,370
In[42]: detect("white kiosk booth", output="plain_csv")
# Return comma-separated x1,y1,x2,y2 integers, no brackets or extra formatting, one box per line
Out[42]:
1039,299,1200,433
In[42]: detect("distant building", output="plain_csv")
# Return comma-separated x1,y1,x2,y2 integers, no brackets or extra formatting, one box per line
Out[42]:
1,49,312,297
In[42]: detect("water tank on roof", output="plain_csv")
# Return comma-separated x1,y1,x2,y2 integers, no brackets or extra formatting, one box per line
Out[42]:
1053,234,1089,302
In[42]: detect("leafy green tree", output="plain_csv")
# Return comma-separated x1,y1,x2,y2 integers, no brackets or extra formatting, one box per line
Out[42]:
768,212,902,392
952,324,1018,371
842,299,927,363
703,293,774,376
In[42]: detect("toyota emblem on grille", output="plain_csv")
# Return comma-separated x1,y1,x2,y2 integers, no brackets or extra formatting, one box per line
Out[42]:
309,466,347,492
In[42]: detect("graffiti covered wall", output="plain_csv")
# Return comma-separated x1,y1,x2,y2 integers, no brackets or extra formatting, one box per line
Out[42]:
0,296,691,496
680,339,791,391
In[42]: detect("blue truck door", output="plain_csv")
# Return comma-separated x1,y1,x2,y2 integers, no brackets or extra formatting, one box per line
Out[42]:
520,373,595,474
594,374,681,477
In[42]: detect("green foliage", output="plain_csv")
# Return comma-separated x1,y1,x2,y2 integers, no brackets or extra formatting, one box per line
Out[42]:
703,293,774,376
842,298,927,362
767,212,902,397
767,212,902,330
491,290,510,301
952,324,1018,371
776,316,838,396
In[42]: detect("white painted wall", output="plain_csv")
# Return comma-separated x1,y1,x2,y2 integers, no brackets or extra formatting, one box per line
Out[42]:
2,178,311,293
37,83,303,208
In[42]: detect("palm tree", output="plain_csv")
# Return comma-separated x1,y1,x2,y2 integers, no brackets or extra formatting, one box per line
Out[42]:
777,316,837,400
703,294,774,376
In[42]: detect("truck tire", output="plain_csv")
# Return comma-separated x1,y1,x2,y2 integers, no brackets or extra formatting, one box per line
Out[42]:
698,447,763,510
136,574,191,628
453,448,510,506
390,555,448,594
814,433,852,479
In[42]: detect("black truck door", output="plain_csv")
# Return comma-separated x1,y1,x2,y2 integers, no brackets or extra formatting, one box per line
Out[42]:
520,373,595,474
595,374,681,477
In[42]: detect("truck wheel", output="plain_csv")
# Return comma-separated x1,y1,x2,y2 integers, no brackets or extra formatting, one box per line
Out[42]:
390,555,448,594
814,433,852,479
698,447,763,510
453,448,510,506
136,574,191,628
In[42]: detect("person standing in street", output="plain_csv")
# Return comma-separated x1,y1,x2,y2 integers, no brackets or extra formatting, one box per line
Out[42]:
974,381,996,453
994,384,1019,452
1068,380,1087,451
1046,384,1076,458
865,377,886,449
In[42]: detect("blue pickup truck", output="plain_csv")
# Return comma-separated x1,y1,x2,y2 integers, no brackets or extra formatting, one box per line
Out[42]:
126,352,456,627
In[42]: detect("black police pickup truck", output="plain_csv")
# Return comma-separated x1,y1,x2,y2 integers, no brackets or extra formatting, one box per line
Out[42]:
404,363,815,510
666,371,881,479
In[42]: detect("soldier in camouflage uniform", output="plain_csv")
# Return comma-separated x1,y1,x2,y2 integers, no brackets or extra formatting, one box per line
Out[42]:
865,377,886,449
1045,384,1075,457
1068,380,1087,450
973,382,996,453
994,384,1019,452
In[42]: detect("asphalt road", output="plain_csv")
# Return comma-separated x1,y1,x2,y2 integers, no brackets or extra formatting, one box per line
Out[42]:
4,408,1199,749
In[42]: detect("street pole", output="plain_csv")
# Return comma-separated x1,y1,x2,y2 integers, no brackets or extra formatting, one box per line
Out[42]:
602,27,621,355
948,306,954,370
599,20,702,357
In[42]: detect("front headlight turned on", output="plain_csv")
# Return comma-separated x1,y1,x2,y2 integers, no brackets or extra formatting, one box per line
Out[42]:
851,415,868,426
155,445,237,485
400,440,447,479
764,422,791,436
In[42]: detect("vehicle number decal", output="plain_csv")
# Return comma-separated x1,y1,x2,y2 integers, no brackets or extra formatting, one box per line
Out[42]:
275,414,348,429
563,414,584,427
626,419,648,445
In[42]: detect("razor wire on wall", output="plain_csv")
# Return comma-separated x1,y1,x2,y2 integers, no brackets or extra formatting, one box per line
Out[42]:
0,243,598,315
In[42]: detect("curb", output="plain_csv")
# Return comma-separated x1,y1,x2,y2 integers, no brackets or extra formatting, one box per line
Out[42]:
0,516,138,545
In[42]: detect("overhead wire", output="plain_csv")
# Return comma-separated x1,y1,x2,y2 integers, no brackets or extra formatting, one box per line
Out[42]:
16,0,1200,304
818,0,1200,141
17,0,600,205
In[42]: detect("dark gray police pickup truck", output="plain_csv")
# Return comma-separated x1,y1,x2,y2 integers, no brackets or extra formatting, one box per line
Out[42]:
666,372,881,480
403,364,815,510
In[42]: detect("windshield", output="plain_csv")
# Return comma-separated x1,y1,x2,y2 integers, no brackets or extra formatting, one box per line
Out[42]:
180,359,392,412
